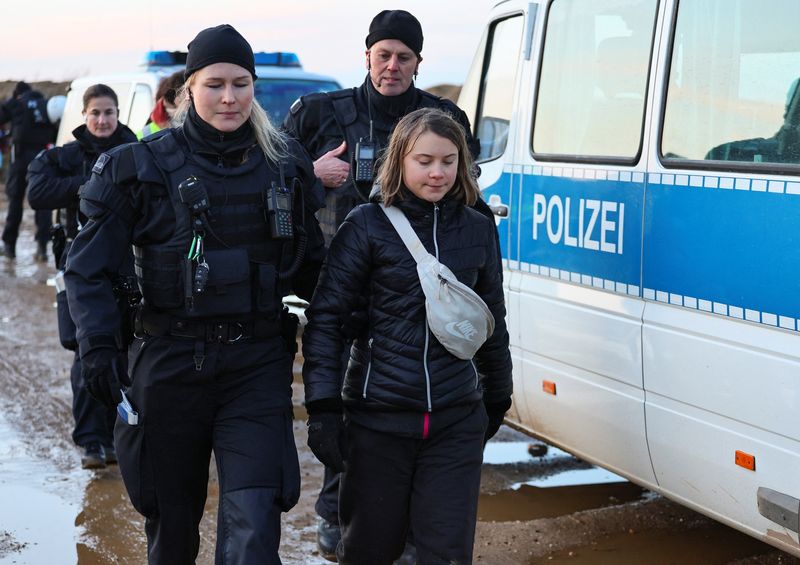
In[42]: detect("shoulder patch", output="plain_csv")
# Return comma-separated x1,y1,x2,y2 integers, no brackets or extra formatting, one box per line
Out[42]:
290,98,303,115
92,153,111,175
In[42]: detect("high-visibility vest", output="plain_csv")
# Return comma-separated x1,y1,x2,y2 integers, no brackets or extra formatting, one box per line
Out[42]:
136,122,163,140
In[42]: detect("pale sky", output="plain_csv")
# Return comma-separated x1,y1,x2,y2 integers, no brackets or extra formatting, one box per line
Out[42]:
1,1,496,89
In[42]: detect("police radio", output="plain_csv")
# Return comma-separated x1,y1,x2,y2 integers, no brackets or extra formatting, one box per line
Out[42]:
265,182,294,239
178,176,210,216
354,138,376,183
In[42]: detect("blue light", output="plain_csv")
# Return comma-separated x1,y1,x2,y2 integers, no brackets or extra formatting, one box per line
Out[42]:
254,52,301,68
145,51,187,67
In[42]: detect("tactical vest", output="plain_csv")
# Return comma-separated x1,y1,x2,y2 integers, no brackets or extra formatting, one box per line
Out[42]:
131,130,299,320
16,94,53,147
317,87,452,243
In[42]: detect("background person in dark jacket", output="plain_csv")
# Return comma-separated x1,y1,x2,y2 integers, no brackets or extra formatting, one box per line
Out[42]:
0,81,56,260
28,83,138,469
302,108,513,564
283,12,498,557
64,25,326,564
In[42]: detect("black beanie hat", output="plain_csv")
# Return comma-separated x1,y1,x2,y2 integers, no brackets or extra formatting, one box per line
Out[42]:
184,24,257,80
13,81,31,98
365,10,423,56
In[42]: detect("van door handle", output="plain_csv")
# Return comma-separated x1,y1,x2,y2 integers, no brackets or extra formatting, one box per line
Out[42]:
488,194,509,218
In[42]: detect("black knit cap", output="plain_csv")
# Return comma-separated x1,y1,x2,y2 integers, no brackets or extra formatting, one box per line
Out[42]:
365,10,424,56
13,81,31,98
184,24,257,80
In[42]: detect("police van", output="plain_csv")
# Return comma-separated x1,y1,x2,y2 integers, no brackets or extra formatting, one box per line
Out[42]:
56,50,340,146
459,0,799,555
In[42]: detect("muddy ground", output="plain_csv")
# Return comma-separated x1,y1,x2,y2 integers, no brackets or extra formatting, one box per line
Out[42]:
0,202,797,564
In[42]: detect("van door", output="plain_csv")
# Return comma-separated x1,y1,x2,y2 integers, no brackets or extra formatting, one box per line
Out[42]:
515,0,660,486
643,0,800,548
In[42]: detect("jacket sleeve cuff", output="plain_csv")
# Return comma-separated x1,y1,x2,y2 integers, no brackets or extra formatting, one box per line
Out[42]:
78,334,118,358
305,397,343,416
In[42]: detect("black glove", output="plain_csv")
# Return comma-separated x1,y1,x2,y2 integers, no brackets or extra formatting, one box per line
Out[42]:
306,409,346,473
81,347,128,408
484,397,512,444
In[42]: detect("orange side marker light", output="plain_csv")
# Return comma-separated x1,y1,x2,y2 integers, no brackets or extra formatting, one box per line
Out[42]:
735,450,755,471
542,380,557,395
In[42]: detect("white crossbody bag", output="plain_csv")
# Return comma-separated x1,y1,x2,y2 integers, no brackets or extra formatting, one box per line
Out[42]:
380,203,495,360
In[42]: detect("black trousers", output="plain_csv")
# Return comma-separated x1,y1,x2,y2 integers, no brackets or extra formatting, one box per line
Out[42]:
70,352,115,447
115,334,300,565
337,403,487,565
2,146,51,247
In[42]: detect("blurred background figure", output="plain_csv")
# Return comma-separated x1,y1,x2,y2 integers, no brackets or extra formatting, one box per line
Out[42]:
137,70,184,139
0,81,56,260
28,83,138,469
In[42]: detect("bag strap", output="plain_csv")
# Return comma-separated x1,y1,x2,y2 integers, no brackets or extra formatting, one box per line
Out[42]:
379,203,430,265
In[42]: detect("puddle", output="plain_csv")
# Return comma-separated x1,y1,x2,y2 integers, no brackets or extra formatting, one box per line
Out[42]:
479,442,643,522
534,524,779,564
0,410,83,564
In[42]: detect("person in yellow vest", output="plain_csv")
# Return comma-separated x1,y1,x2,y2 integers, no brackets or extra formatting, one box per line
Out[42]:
136,70,184,140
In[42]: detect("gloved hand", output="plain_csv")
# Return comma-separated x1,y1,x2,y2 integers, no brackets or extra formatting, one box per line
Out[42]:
81,347,128,408
306,410,347,473
484,397,512,445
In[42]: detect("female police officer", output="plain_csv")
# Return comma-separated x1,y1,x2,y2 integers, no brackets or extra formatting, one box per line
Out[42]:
28,83,137,469
64,25,325,564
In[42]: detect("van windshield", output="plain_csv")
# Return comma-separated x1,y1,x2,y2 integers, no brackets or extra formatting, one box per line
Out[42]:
255,79,340,124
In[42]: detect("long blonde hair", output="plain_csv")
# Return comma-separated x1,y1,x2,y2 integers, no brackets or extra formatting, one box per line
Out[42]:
377,108,479,207
173,75,288,164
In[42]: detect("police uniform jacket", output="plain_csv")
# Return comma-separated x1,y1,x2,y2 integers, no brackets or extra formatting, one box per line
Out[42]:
28,124,137,244
0,90,55,150
302,188,512,438
283,78,484,243
65,109,325,358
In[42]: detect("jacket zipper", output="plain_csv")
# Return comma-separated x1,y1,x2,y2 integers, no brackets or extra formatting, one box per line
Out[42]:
362,337,374,399
422,204,440,413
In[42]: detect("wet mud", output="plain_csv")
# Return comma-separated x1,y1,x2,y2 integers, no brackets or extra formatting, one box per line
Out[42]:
0,204,796,564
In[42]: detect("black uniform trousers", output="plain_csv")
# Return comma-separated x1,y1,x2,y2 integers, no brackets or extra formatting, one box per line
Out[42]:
115,333,299,565
70,352,115,447
337,403,488,565
2,146,51,248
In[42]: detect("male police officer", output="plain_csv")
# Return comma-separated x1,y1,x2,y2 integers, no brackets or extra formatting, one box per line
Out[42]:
0,81,55,260
284,10,491,560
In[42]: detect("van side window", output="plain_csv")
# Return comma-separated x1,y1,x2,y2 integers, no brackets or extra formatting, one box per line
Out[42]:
532,0,658,161
129,84,154,132
473,15,524,162
661,1,800,167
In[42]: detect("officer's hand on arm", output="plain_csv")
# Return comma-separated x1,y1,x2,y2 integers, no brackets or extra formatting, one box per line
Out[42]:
313,141,350,188
305,399,347,473
81,346,129,408
484,397,512,445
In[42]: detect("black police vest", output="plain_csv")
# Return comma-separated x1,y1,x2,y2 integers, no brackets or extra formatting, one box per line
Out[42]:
132,130,297,320
16,94,53,147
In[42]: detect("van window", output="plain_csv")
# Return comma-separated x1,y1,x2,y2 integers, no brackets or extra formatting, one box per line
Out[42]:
532,0,658,161
128,84,154,132
661,0,800,167
474,15,524,162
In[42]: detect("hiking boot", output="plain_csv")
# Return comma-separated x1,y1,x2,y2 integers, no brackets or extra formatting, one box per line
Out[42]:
81,443,106,469
317,518,341,561
34,242,47,263
0,243,15,259
104,445,118,465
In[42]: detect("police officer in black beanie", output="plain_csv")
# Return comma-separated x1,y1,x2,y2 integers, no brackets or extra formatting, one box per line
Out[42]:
65,23,325,564
284,9,501,562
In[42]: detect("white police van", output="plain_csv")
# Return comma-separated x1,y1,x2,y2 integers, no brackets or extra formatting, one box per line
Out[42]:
459,0,800,555
56,50,340,146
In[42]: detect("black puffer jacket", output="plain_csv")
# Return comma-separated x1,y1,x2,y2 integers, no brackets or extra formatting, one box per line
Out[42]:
303,189,512,435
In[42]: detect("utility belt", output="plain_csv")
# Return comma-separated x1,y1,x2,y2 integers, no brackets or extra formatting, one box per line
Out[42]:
135,308,282,344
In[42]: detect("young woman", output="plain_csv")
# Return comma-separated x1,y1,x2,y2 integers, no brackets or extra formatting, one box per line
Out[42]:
64,25,325,564
302,107,513,564
28,83,137,469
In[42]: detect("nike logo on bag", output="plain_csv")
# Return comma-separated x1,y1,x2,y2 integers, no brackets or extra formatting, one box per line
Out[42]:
445,320,479,340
